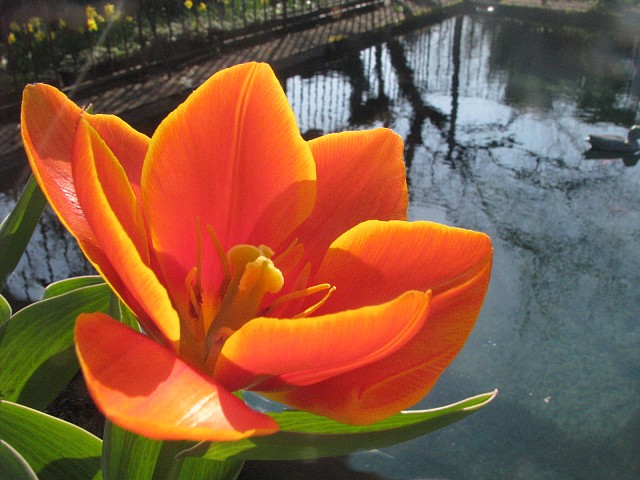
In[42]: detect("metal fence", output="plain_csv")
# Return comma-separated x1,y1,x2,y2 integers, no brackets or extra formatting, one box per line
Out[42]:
0,0,383,97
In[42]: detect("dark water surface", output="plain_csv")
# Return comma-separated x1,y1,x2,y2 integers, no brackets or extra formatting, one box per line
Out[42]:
2,12,639,479
286,13,640,480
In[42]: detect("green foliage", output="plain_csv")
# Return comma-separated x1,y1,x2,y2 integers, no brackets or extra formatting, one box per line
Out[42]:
0,400,102,480
102,422,244,480
0,295,11,323
182,391,498,461
0,440,39,480
42,276,105,300
0,282,111,409
0,176,47,293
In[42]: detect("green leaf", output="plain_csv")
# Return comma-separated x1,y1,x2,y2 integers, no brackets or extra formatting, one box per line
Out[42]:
0,294,11,322
106,293,141,333
0,400,102,480
0,283,111,409
0,176,47,292
178,457,244,480
183,391,497,461
42,276,104,300
0,440,39,480
102,422,244,480
102,421,162,480
118,299,141,332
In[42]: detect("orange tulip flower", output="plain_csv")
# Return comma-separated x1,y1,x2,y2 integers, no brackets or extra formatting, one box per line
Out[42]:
21,62,492,442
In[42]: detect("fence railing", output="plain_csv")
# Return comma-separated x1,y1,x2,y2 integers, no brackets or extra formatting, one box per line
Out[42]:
0,0,384,99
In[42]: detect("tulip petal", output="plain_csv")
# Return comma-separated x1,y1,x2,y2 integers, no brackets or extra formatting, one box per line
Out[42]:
76,313,279,441
267,220,492,424
71,119,180,344
142,62,316,319
21,85,149,240
290,129,407,272
85,114,150,200
21,84,94,249
315,220,492,313
21,84,154,326
213,290,431,392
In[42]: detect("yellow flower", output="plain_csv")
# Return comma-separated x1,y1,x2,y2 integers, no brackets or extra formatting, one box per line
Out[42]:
8,32,16,45
104,3,116,19
86,6,98,19
87,18,98,32
86,6,104,23
184,0,194,9
198,2,207,12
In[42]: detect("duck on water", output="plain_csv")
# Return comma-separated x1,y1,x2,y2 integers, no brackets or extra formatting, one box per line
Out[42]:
586,125,640,153
584,125,640,166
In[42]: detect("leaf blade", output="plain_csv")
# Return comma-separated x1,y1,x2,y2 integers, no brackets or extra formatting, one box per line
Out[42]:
42,276,104,300
0,400,102,480
185,391,497,461
102,421,162,480
0,283,111,409
0,294,11,322
0,440,40,480
103,421,245,480
0,176,47,292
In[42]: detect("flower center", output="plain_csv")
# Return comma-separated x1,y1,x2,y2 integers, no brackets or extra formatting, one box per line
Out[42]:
183,225,334,373
212,244,284,334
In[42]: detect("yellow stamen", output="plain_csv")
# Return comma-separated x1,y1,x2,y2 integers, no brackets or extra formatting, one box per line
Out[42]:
267,283,332,313
274,238,298,265
204,244,284,357
293,286,336,318
206,225,230,285
273,238,304,275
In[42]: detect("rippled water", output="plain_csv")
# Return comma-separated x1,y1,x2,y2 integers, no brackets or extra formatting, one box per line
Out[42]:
285,14,640,479
2,12,639,479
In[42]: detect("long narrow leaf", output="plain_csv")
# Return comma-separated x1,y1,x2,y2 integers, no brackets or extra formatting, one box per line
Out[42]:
0,283,111,409
178,458,244,480
42,276,104,300
0,400,102,480
102,421,162,480
0,440,39,480
0,294,10,322
0,176,47,292
103,422,244,480
183,391,497,461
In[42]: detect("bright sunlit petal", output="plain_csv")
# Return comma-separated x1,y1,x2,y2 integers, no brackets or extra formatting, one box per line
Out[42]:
142,62,316,320
265,220,492,424
71,119,180,344
75,313,279,441
214,290,431,391
290,129,408,272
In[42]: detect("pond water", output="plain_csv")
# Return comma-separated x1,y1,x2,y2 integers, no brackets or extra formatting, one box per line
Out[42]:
2,11,640,480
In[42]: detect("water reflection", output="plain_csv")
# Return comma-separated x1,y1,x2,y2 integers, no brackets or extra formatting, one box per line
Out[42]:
287,14,640,479
2,12,640,479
